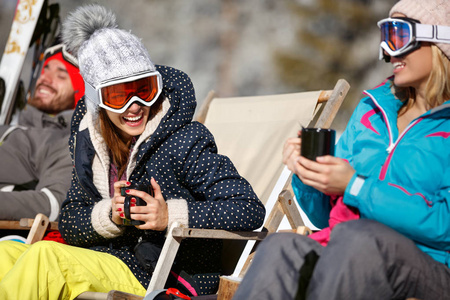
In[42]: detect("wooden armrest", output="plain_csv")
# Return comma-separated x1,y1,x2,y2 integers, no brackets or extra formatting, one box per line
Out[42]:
0,216,58,231
277,226,312,236
0,220,22,230
296,226,312,236
19,217,58,231
172,227,268,241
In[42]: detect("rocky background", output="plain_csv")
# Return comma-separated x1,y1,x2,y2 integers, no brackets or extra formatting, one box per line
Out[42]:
0,0,398,132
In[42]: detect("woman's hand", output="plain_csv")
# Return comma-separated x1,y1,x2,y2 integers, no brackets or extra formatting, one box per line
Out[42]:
125,178,168,231
111,180,130,225
296,155,355,195
282,130,302,173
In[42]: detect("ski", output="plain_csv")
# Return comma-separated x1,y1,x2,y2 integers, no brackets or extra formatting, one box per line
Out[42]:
0,0,46,125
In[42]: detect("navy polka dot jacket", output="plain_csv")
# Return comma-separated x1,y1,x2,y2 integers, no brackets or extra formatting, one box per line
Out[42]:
58,65,265,293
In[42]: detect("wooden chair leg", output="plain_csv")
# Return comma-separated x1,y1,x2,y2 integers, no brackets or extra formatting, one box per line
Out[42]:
145,222,183,294
25,213,50,244
217,276,241,300
106,290,144,300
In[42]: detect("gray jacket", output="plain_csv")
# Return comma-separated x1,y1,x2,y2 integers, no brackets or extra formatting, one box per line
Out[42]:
0,105,73,221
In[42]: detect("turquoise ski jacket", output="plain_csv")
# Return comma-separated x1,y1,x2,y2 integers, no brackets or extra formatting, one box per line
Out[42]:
294,77,450,267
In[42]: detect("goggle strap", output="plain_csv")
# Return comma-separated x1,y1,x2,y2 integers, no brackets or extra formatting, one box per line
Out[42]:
84,80,100,104
415,24,450,44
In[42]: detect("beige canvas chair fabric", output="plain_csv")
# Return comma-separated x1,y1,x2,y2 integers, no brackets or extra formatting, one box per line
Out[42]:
201,91,319,205
198,83,349,281
197,90,323,282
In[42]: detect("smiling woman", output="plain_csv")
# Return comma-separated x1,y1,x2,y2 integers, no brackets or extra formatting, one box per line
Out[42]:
233,0,450,299
0,4,265,299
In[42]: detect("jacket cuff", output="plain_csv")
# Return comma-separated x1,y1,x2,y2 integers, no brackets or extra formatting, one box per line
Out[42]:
343,173,366,208
91,198,124,238
167,199,189,229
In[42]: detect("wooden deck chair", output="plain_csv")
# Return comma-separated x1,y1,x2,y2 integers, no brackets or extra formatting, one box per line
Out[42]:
14,78,350,300
192,79,349,274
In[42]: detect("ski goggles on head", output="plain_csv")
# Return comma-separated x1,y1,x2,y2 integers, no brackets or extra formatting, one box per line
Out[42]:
43,44,78,68
84,71,163,114
377,17,450,61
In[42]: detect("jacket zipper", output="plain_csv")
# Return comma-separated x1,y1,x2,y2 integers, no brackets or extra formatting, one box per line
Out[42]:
363,90,394,152
364,90,425,180
379,118,423,180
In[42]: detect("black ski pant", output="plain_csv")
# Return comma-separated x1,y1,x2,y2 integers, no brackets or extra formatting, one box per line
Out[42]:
233,219,450,300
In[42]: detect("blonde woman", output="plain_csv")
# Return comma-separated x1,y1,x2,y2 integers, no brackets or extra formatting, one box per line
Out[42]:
234,0,450,299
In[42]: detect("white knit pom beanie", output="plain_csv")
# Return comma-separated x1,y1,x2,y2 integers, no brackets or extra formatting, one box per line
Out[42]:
61,4,156,117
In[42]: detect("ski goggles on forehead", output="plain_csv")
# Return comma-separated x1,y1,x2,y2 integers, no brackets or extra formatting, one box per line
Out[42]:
43,44,78,67
84,71,163,114
377,17,450,61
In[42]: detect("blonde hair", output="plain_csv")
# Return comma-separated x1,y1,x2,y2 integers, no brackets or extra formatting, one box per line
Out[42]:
397,45,450,115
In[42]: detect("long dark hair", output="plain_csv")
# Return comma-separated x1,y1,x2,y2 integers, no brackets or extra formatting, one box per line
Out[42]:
98,97,164,178
99,109,131,178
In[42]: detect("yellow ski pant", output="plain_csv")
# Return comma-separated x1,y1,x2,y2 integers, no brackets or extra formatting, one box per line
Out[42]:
0,240,146,300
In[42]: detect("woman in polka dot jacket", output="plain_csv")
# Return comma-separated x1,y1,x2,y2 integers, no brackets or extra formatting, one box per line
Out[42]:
59,63,265,295
0,5,264,299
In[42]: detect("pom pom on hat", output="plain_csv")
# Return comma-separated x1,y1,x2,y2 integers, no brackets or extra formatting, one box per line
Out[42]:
61,4,156,117
389,0,450,59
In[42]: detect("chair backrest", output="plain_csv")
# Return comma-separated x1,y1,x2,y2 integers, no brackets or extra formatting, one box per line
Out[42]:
195,79,350,275
113,79,351,296
195,79,350,206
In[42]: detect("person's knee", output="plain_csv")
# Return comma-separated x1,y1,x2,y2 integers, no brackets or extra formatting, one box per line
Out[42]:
0,240,21,250
330,219,415,259
260,232,311,252
24,241,62,258
328,220,386,256
332,219,386,241
257,233,299,255
0,240,28,258
264,232,302,245
256,233,321,262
